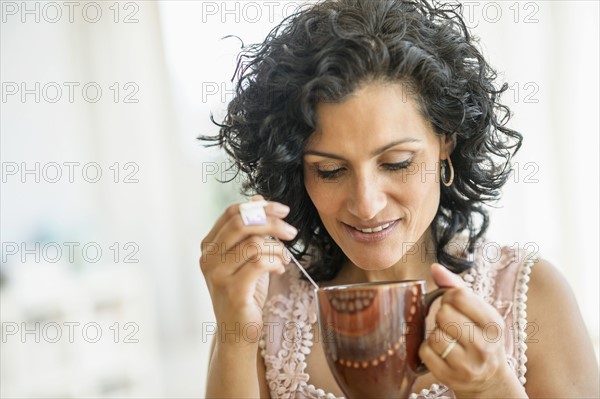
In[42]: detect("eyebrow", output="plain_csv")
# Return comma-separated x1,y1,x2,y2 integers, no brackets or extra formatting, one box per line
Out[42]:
303,138,421,160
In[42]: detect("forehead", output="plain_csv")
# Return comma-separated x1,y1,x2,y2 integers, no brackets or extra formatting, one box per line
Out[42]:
306,82,435,150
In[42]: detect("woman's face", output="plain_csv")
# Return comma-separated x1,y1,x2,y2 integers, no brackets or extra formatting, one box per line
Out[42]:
303,82,453,271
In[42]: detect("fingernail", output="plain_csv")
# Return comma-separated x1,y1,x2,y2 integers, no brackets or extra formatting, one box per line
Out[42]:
273,203,290,215
285,224,298,237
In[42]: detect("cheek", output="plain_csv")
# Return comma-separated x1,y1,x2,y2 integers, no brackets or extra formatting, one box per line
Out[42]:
304,174,329,210
401,164,441,209
304,175,343,218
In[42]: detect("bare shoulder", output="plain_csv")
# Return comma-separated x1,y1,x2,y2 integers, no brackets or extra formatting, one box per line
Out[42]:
525,258,589,330
524,257,599,398
527,257,571,297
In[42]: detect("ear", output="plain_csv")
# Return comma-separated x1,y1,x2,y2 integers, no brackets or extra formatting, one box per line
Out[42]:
440,133,457,159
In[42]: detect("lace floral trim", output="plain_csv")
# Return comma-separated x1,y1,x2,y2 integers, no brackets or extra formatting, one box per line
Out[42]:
408,384,451,399
462,241,515,304
259,270,340,398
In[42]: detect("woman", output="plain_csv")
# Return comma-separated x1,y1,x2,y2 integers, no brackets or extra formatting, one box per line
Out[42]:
199,0,599,397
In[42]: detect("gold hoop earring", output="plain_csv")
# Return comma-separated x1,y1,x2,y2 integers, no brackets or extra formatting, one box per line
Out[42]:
441,158,454,187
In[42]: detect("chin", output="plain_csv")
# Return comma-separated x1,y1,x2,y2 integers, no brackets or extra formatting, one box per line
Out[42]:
348,254,399,271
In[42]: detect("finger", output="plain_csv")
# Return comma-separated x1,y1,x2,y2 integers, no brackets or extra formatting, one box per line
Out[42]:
442,288,504,329
431,263,467,289
424,323,470,373
203,198,287,244
205,237,288,288
212,214,297,255
433,302,494,366
435,302,474,345
202,200,291,247
231,237,289,275
234,246,288,288
419,339,457,383
201,212,295,276
202,203,247,248
426,320,465,358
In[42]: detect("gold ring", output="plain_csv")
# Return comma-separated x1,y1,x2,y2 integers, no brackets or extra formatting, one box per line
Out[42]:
440,339,457,360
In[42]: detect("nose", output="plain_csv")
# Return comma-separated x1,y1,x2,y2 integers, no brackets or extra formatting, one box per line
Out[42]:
347,172,387,221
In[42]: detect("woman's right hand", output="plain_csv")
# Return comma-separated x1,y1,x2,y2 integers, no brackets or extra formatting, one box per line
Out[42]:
199,195,298,345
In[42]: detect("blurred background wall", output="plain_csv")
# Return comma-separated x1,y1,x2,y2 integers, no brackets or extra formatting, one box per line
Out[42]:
1,0,598,397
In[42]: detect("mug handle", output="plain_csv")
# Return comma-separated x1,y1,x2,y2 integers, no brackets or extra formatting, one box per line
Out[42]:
415,287,447,375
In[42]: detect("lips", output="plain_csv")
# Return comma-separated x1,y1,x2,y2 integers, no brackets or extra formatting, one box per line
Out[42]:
343,219,400,243
350,222,394,234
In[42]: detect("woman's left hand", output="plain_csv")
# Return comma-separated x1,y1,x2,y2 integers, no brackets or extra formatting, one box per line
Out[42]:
419,264,527,399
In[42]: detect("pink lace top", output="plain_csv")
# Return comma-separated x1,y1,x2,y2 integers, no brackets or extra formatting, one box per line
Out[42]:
259,241,537,399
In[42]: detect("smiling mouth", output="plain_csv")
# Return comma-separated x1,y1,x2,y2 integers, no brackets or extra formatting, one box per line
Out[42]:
349,221,397,234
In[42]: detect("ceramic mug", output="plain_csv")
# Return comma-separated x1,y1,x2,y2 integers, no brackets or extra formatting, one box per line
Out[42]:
316,280,446,398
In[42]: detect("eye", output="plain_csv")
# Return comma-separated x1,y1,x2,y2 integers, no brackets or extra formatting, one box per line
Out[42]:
382,159,413,171
316,167,344,180
311,160,345,180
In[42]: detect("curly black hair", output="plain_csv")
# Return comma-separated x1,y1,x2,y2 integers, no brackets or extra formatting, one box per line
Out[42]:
200,0,522,282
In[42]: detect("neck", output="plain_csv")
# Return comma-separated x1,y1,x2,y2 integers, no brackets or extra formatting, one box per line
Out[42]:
329,228,439,290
